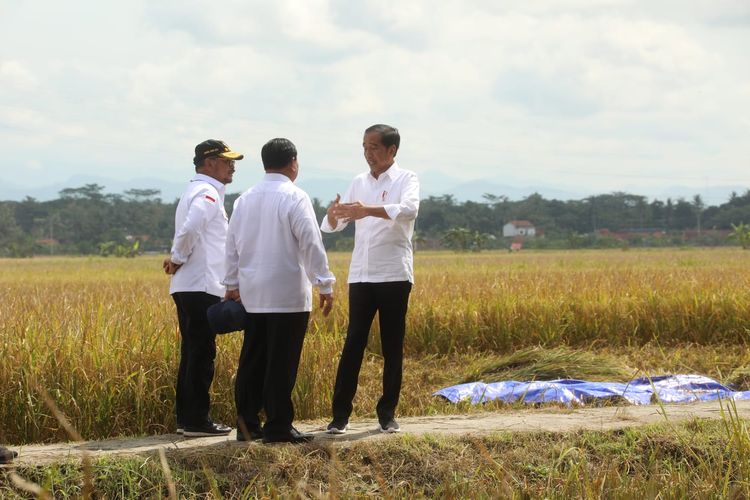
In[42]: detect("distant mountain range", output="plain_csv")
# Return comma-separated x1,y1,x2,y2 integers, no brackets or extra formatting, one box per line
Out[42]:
0,172,743,206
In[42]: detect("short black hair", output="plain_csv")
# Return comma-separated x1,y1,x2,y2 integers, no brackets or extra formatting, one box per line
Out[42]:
365,124,400,152
261,138,297,170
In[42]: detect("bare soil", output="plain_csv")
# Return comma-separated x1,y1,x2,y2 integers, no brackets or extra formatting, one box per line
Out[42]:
5,399,750,466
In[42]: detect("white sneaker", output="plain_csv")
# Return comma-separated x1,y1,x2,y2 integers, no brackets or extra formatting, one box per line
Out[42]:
327,420,349,434
379,419,400,433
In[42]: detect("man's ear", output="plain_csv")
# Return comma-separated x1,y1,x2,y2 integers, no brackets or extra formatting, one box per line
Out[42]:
389,145,398,158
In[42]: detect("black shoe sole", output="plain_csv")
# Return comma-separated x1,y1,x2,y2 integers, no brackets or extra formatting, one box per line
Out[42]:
262,437,314,444
184,431,232,437
183,427,232,437
262,433,314,444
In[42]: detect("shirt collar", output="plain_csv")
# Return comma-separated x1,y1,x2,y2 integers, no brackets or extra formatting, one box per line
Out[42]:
192,173,226,196
368,161,400,182
264,172,293,183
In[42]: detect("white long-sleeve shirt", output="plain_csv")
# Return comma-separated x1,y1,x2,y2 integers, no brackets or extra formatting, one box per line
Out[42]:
224,173,335,313
169,174,228,297
321,162,419,283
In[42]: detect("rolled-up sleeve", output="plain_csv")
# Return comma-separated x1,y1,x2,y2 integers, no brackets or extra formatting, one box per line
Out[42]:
320,215,347,233
383,172,420,221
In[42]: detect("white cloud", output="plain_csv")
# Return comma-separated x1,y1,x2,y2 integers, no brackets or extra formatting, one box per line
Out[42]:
0,60,37,89
0,1,747,198
24,160,42,172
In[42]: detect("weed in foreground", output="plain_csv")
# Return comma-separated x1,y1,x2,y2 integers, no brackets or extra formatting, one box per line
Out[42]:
3,420,750,498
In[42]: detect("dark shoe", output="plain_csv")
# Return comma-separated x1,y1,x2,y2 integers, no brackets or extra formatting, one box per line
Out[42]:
236,425,264,441
263,427,314,444
326,418,349,434
183,422,232,437
0,446,17,464
379,419,400,433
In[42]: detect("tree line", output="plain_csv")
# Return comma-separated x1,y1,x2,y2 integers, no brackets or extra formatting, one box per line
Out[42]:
1,183,749,257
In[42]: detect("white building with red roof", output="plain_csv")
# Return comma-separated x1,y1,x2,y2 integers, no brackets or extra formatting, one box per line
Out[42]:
502,220,536,237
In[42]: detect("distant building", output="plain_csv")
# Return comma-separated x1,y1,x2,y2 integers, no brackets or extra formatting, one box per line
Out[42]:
35,238,59,246
503,220,536,238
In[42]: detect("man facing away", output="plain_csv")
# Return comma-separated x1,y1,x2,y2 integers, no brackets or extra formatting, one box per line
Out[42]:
322,124,420,434
162,139,243,437
224,138,335,444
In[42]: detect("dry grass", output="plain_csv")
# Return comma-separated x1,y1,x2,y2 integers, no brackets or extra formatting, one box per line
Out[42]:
408,249,750,352
1,248,749,445
460,346,634,383
4,418,750,498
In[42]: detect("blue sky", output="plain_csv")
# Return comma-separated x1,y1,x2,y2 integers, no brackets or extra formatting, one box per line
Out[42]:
1,0,748,204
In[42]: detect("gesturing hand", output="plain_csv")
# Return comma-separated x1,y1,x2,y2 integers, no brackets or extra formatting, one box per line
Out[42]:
326,193,341,227
332,201,367,221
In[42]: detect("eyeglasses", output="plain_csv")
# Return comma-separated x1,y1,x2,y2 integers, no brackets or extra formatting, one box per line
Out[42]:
212,157,235,167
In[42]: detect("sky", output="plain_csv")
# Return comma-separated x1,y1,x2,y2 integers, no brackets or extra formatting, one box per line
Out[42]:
1,0,748,204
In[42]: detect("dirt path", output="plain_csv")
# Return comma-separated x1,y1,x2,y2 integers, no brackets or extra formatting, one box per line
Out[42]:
5,399,750,466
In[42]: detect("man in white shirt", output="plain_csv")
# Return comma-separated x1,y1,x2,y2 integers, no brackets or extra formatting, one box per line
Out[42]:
322,124,419,434
224,138,335,444
163,139,243,437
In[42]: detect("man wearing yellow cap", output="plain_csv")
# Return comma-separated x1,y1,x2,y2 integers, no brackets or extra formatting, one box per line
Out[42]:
163,139,243,437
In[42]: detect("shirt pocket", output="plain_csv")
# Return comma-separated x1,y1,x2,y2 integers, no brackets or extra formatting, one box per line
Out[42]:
375,180,396,204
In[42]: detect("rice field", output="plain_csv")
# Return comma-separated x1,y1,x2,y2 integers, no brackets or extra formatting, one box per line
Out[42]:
1,248,750,446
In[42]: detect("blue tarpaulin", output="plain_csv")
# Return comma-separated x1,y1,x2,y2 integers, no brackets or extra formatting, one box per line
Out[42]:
434,375,750,406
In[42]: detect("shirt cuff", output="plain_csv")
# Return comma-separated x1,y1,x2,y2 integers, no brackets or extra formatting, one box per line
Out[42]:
170,253,186,265
222,280,239,290
383,204,401,220
320,216,337,232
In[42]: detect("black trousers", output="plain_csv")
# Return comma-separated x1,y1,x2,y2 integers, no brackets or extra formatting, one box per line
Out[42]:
235,312,309,439
331,281,412,423
172,292,220,427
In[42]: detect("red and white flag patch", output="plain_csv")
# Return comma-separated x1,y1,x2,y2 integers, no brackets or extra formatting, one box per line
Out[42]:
205,195,216,203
